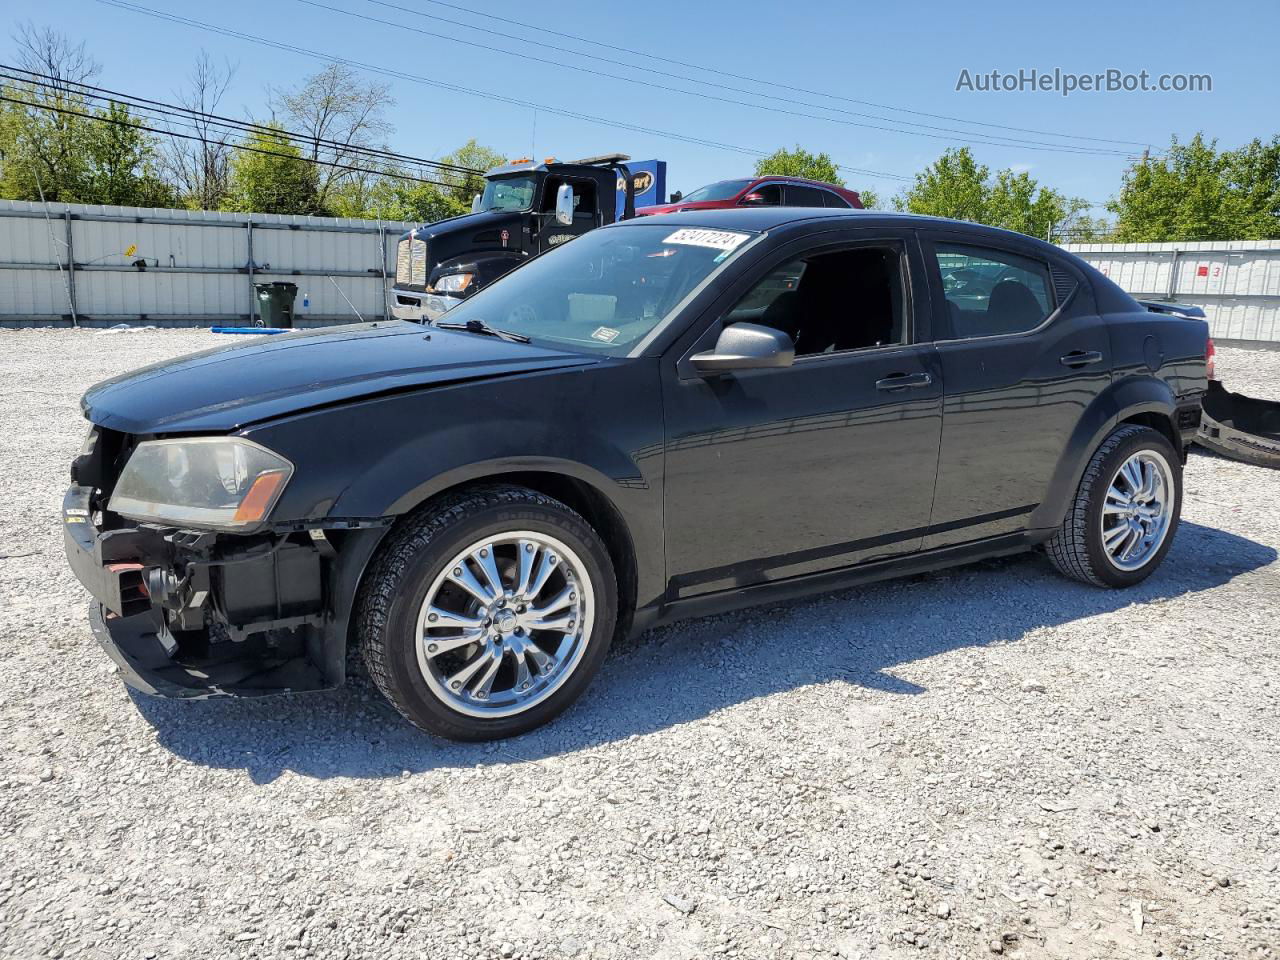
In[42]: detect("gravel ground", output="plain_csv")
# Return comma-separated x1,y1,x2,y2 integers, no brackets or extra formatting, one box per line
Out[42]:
1,330,1278,960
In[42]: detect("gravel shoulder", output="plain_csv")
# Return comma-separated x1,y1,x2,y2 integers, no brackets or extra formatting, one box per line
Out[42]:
1,330,1277,960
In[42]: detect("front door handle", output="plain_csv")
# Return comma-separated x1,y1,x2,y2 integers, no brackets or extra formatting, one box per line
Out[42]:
875,372,933,391
1060,350,1104,368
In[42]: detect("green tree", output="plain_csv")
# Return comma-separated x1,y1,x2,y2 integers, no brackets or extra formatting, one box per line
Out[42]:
438,139,508,213
328,140,508,223
0,86,175,206
896,147,1087,240
754,145,843,185
82,101,175,206
271,63,394,213
855,187,882,210
1225,137,1280,237
223,127,321,215
1110,134,1280,241
328,172,458,223
894,147,989,222
0,25,97,201
987,169,1088,240
0,26,176,206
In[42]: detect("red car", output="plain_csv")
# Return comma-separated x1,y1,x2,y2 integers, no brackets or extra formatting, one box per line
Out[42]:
636,176,863,215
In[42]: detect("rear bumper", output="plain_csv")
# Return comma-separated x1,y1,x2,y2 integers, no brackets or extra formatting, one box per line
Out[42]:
389,287,461,323
1197,379,1280,469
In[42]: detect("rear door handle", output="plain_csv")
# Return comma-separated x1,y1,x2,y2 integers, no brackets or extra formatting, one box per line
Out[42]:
1060,350,1104,367
875,372,933,391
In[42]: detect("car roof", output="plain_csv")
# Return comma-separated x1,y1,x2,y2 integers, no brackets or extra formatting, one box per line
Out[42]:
612,208,1065,252
747,175,851,189
678,175,854,196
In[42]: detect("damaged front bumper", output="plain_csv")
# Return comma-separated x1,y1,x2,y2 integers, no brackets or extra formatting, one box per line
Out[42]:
64,484,386,699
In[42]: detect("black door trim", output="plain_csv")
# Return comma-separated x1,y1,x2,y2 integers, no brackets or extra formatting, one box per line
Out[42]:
668,502,1036,596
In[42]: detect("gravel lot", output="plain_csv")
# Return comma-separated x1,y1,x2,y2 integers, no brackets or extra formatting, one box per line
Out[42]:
1,329,1277,960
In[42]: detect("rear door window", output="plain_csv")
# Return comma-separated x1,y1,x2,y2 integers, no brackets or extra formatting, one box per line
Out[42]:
933,243,1054,339
785,185,828,207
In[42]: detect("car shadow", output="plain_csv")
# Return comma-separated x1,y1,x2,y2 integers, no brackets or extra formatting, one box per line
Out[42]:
133,520,1275,783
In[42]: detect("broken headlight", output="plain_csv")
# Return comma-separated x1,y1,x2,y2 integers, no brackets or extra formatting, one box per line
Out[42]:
109,438,293,532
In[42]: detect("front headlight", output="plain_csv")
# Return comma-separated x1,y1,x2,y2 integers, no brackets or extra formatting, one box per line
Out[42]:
431,272,474,294
109,438,294,532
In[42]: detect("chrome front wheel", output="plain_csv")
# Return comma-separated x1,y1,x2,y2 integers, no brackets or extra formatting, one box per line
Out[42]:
1100,450,1175,571
415,531,595,719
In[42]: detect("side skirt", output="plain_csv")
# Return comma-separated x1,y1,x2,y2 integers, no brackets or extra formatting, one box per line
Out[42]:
640,533,1034,631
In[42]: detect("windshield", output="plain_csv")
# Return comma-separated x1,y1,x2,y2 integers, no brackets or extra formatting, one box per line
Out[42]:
677,179,753,204
479,175,537,212
437,224,758,355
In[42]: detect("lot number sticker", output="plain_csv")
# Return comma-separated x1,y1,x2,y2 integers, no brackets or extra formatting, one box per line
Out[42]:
663,229,750,252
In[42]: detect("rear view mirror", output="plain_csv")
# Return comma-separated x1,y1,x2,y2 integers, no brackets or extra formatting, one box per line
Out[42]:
471,193,482,213
555,184,574,225
691,323,795,375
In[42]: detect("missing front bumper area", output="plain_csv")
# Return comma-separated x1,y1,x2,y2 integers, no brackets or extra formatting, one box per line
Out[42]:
90,603,332,699
65,484,338,699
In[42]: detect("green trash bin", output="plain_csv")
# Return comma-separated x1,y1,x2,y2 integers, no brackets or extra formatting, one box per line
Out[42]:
253,282,298,328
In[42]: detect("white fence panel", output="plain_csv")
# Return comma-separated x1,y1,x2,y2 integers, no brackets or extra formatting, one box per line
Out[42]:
1064,239,1280,344
0,199,417,326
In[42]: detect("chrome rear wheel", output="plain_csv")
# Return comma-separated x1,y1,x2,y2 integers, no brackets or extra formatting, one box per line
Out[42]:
1046,424,1183,588
1100,450,1175,572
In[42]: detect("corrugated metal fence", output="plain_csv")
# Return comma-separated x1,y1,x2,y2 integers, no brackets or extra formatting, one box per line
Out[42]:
0,199,418,327
1063,239,1280,345
5,203,1278,343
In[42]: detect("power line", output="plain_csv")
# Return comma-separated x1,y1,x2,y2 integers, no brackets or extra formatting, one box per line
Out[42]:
0,93,465,189
297,0,1138,158
92,0,915,183
0,65,484,178
377,0,1155,151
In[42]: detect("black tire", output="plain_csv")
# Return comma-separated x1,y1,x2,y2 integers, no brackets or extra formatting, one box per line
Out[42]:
1045,425,1183,588
357,485,617,741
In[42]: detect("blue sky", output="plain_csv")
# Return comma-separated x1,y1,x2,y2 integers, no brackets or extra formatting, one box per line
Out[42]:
6,0,1277,210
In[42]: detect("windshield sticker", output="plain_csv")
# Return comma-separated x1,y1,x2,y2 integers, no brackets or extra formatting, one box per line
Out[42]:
663,229,750,252
591,326,620,344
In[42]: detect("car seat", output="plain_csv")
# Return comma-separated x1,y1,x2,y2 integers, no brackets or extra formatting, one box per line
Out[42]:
985,280,1044,334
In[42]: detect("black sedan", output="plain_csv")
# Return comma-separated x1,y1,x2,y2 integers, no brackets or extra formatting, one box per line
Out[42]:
65,209,1209,740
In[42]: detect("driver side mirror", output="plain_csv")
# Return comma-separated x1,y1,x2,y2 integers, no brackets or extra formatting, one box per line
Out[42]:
471,193,482,213
690,323,795,375
554,184,574,225
739,192,768,206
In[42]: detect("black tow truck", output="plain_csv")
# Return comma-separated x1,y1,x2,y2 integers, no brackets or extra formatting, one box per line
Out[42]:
391,153,640,323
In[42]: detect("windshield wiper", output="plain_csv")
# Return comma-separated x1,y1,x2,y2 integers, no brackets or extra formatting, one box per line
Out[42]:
435,318,531,343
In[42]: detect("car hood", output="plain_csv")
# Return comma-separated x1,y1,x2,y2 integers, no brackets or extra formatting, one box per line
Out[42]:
82,321,597,434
